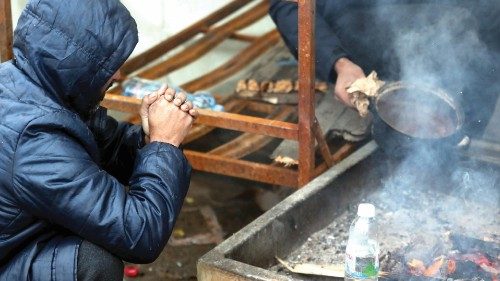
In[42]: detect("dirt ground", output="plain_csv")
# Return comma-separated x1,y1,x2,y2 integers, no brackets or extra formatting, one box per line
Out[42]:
123,170,273,281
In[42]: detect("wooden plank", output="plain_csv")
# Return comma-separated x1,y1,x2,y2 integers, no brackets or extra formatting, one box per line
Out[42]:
181,29,281,92
209,106,295,158
0,0,13,62
185,150,298,187
121,0,253,75
137,0,269,80
297,0,316,186
196,109,298,140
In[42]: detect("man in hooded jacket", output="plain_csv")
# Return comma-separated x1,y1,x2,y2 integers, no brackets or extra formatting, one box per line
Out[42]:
0,0,198,280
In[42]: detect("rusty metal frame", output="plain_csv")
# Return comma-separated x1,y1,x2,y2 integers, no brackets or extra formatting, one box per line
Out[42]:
0,0,13,62
1,0,354,188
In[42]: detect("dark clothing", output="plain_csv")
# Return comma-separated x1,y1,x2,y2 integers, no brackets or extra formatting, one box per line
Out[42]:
0,0,191,280
270,0,500,136
77,241,124,281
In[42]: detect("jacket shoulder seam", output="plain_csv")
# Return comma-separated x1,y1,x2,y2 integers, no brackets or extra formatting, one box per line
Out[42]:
10,109,69,202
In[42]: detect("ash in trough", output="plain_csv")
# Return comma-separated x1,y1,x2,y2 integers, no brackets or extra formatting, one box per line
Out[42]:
274,151,499,280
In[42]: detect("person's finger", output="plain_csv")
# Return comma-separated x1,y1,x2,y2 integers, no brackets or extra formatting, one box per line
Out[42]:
174,92,187,107
156,84,168,97
189,108,199,119
180,100,193,112
144,91,159,106
164,87,176,101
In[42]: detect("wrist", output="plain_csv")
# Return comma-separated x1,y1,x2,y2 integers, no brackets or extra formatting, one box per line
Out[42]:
149,136,180,147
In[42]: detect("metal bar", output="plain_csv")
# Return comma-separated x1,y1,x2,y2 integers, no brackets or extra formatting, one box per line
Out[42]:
209,106,295,158
313,118,334,167
185,150,298,187
183,99,249,144
101,95,298,139
101,94,141,114
314,143,356,177
196,109,298,140
297,0,316,187
245,101,280,114
137,0,269,80
0,0,13,62
121,0,253,75
227,32,258,43
181,29,280,92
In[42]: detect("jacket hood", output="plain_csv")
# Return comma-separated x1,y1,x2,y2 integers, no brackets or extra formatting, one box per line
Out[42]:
13,0,138,120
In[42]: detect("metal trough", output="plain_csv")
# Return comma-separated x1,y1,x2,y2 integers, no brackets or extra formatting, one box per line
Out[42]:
197,141,379,281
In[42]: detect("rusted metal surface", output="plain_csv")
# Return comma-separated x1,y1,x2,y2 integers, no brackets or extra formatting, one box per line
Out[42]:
101,94,141,114
185,150,298,187
137,0,269,80
209,106,295,158
313,118,334,167
314,143,356,177
197,142,378,281
227,32,258,43
181,29,281,93
196,109,298,140
297,0,316,186
0,0,13,62
121,0,253,75
244,101,279,115
101,0,358,188
183,99,249,144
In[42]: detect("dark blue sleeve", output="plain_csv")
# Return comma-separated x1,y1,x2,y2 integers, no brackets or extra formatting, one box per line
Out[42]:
87,107,145,185
269,0,349,82
12,112,191,264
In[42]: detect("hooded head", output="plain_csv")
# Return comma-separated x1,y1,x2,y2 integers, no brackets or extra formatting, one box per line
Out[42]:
13,0,138,120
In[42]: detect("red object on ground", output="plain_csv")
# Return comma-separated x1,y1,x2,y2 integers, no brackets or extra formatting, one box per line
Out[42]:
124,265,140,278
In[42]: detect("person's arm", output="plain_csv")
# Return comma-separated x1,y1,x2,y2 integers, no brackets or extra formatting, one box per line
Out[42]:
87,107,145,185
269,0,365,107
12,110,191,264
269,0,349,82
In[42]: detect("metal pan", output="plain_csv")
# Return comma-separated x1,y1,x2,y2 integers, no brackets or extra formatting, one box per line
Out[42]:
370,81,467,157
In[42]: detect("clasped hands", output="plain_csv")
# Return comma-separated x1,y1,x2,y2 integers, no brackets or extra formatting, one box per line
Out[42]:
139,86,199,147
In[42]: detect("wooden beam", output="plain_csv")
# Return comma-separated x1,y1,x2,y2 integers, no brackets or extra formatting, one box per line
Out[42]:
0,0,13,62
181,29,281,92
121,0,253,74
137,0,269,80
185,150,298,187
297,0,316,186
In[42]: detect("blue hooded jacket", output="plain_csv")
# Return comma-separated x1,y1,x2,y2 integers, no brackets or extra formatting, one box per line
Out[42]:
0,0,191,280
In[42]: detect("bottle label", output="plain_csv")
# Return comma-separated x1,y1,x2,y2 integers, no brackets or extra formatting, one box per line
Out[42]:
345,253,379,279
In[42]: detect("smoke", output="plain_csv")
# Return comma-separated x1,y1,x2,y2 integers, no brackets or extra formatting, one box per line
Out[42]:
362,1,500,275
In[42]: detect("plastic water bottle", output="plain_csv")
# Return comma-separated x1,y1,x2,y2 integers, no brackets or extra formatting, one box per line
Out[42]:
345,203,380,281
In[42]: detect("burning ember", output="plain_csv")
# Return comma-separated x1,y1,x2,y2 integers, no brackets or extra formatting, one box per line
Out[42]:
407,252,499,280
275,155,499,281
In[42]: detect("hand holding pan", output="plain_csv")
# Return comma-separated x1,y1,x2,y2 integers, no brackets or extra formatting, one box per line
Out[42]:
347,73,469,157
